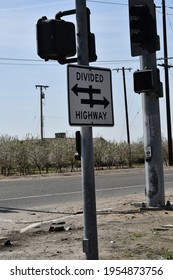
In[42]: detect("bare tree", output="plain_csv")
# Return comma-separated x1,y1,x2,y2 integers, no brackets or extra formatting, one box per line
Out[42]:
0,135,18,176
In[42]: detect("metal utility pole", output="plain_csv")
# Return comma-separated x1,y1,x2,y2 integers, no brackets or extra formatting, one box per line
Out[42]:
128,0,165,207
141,54,165,207
113,67,132,167
35,85,49,140
162,0,173,165
75,0,98,260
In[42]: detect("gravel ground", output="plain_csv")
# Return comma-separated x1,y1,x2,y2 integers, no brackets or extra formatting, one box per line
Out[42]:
1,188,173,260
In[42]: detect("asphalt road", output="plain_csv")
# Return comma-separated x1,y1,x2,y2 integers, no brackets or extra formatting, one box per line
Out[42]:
0,168,173,210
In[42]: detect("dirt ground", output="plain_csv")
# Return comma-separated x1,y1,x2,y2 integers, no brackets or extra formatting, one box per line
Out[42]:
1,185,173,260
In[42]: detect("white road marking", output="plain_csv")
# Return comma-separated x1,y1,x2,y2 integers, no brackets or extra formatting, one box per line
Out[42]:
0,181,172,203
0,184,145,202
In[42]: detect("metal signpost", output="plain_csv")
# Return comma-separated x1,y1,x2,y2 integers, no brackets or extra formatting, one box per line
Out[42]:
75,0,99,260
36,0,113,260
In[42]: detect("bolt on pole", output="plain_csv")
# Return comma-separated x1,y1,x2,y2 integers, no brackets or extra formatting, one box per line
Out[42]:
75,0,99,259
140,54,165,207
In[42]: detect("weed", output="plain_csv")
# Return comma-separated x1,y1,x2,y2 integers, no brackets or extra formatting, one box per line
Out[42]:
160,249,173,260
130,232,144,238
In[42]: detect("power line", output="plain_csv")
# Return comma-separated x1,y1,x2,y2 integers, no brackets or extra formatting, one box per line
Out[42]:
0,57,135,62
96,59,137,63
0,57,41,62
87,0,127,5
0,57,57,66
0,2,64,12
157,57,173,60
0,57,139,66
0,63,57,66
0,56,172,63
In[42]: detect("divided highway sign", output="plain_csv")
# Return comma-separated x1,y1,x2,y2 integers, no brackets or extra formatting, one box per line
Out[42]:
67,64,114,126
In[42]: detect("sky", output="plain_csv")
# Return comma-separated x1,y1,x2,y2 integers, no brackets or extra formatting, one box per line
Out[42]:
0,0,173,142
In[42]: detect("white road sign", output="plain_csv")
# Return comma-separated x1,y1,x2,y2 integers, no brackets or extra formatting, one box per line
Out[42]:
67,65,114,126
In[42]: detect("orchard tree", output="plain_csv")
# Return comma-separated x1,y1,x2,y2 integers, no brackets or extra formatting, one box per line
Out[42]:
49,138,67,172
131,138,144,165
162,137,169,166
93,137,108,169
64,138,76,171
103,141,118,168
27,138,50,173
0,135,18,175
15,140,30,175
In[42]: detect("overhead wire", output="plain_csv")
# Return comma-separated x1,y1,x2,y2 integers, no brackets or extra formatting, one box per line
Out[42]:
87,0,127,5
0,1,67,12
0,57,139,66
0,57,171,66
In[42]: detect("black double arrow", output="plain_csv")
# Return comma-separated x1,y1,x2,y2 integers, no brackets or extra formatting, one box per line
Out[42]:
71,83,110,109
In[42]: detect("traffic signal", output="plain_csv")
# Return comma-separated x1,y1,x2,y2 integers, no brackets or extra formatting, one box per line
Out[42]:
36,17,76,63
75,131,81,161
134,69,155,93
129,0,159,56
88,33,97,62
133,68,163,97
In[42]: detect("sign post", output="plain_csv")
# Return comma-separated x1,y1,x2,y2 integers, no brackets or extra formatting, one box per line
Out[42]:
75,0,99,260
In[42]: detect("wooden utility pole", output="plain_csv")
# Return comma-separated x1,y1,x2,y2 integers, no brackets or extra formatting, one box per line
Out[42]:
113,67,132,167
113,67,132,145
35,85,49,140
162,0,173,165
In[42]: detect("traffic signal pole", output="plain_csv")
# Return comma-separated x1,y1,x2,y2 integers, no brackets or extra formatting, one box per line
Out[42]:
128,0,165,207
75,0,99,259
140,53,165,207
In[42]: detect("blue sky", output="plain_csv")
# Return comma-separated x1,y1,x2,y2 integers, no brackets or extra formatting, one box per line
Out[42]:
0,0,173,142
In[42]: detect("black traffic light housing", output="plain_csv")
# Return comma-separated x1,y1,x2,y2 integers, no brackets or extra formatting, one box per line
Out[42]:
36,17,76,63
75,131,81,161
134,69,155,93
36,8,97,64
129,0,160,57
133,68,163,97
